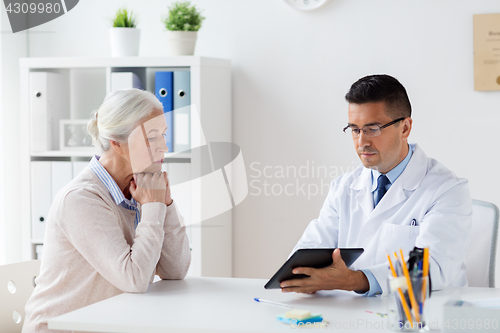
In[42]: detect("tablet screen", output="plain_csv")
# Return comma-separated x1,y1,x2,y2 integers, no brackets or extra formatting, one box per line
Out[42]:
264,248,364,289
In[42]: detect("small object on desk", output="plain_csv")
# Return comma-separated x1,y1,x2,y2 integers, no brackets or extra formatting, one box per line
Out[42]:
277,312,323,325
253,298,292,308
387,248,432,331
366,309,388,318
285,309,312,320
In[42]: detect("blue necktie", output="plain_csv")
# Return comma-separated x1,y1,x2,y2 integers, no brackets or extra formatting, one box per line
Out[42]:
374,174,390,207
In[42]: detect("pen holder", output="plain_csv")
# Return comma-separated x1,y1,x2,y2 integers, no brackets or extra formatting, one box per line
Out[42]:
387,276,429,332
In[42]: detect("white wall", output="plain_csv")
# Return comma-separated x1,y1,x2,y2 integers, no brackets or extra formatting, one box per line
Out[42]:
7,0,500,278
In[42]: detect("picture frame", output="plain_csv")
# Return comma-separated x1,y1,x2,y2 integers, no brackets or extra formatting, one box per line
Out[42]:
59,119,94,150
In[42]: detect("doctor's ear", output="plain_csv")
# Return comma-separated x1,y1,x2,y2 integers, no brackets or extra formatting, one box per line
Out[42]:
401,117,412,139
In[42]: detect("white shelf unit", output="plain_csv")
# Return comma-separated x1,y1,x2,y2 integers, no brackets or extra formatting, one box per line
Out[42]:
19,56,232,277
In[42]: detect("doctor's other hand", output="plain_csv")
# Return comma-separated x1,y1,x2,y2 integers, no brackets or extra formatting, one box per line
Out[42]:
130,172,167,205
163,172,173,206
279,248,369,294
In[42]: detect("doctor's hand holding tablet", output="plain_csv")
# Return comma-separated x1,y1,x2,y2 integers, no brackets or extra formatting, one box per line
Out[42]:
279,248,368,293
269,74,472,297
264,248,366,293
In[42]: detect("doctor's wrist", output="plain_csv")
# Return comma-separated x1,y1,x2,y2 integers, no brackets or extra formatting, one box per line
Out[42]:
349,270,369,293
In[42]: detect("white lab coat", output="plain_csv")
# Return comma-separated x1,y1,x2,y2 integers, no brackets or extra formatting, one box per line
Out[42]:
292,143,472,296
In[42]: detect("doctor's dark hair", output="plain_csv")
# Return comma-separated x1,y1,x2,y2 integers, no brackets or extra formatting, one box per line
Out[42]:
345,74,412,119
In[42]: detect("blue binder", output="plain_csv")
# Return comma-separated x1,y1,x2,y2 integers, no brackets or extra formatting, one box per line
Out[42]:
173,71,191,152
155,72,174,152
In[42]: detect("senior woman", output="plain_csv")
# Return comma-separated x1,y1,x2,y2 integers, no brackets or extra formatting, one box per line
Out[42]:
23,89,191,333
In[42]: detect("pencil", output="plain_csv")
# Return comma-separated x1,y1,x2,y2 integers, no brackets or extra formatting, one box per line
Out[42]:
421,247,429,303
398,249,421,324
387,253,413,328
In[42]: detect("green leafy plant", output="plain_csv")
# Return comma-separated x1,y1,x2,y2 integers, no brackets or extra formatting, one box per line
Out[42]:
112,8,137,28
162,1,205,31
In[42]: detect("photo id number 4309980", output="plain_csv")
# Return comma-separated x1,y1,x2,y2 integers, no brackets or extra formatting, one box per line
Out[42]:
444,318,499,330
5,2,62,14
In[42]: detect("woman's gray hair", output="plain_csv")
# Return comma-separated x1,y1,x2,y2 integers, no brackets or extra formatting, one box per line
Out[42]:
87,89,163,151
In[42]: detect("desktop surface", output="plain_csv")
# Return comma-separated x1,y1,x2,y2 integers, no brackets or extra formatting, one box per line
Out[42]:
48,277,500,333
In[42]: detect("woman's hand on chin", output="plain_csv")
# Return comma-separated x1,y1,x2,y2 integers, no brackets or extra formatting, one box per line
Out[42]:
129,171,167,205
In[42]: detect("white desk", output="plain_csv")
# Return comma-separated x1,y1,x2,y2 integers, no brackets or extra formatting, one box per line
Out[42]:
48,277,500,333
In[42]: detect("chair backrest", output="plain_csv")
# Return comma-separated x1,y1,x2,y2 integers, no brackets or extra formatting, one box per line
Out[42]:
0,260,41,333
465,200,499,288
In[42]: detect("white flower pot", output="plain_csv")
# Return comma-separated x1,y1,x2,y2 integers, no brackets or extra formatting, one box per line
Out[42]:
109,28,141,57
166,31,198,56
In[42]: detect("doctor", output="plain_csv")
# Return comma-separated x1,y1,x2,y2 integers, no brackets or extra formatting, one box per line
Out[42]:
280,74,472,296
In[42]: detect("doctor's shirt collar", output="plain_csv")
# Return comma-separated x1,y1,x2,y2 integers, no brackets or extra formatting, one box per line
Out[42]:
371,144,414,192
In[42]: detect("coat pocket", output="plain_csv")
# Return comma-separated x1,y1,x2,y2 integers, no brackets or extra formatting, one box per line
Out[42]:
378,223,420,258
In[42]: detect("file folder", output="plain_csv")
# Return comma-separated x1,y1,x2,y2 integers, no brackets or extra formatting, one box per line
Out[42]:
31,161,52,240
29,72,66,151
35,244,44,260
51,161,72,201
155,72,174,152
110,72,143,92
173,71,191,152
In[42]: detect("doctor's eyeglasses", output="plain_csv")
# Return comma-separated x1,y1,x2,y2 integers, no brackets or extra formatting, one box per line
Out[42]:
343,117,406,138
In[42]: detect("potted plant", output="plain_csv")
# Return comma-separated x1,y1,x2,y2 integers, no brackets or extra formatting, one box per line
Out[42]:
109,8,140,57
162,1,205,56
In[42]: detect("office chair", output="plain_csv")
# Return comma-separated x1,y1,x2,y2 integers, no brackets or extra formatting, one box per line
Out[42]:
0,260,41,333
465,200,499,288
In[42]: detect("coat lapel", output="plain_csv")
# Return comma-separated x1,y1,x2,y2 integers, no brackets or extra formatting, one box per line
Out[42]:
369,179,407,219
350,167,374,216
353,144,428,224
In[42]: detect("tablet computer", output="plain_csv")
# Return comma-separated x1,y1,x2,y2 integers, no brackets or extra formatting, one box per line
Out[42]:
264,248,364,289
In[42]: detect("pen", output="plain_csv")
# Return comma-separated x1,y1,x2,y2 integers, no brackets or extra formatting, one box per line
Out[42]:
410,219,417,239
417,261,423,314
254,298,292,308
412,259,420,277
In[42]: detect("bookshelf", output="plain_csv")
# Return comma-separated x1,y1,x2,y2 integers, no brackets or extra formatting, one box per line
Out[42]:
19,56,232,277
